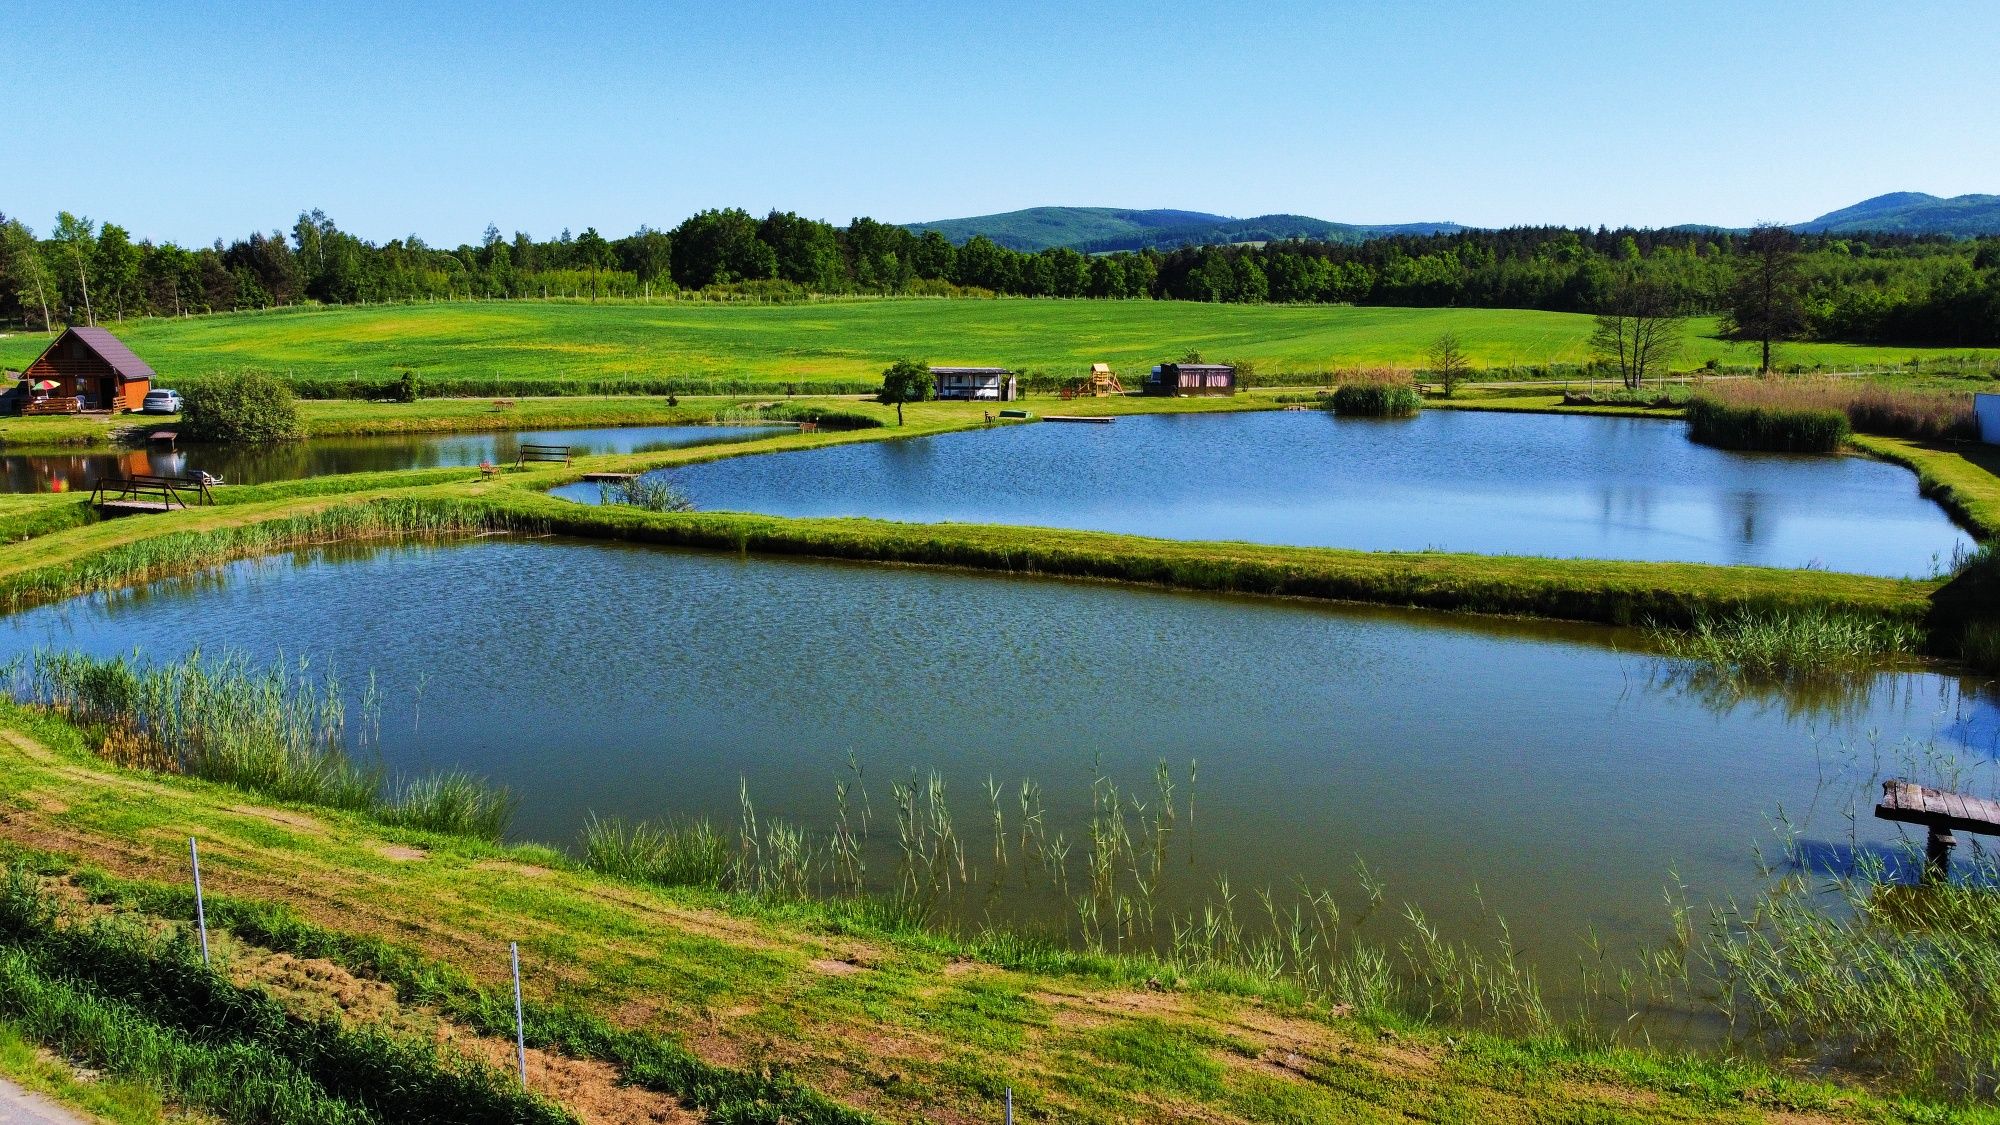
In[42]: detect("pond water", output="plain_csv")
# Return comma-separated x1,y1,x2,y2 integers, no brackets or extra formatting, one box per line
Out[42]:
0,424,787,493
553,411,1974,577
6,538,1994,992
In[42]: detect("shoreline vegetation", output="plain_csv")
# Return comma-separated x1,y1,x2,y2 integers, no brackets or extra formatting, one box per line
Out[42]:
2,700,1998,1121
3,684,2000,1112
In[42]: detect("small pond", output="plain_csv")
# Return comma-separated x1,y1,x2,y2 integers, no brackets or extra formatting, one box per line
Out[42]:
553,411,1974,577
5,538,1993,992
0,424,788,493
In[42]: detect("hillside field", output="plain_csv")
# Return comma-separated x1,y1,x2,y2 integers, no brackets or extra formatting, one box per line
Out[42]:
4,300,1995,393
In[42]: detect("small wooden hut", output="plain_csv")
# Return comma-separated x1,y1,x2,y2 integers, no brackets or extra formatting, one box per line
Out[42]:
1143,362,1236,397
931,367,1018,402
19,327,155,413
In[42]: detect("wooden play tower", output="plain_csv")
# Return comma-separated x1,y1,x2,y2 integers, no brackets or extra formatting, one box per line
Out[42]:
1084,363,1124,396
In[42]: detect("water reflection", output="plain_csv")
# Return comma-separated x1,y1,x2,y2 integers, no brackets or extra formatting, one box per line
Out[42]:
0,424,787,492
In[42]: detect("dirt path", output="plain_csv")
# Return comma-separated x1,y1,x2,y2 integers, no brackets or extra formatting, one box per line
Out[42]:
0,1078,91,1125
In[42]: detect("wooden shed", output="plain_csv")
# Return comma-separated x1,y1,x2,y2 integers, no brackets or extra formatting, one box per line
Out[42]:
20,327,155,413
1143,363,1236,397
931,367,1018,402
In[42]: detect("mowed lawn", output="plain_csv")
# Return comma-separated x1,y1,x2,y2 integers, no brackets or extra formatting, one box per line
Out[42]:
2,299,1993,387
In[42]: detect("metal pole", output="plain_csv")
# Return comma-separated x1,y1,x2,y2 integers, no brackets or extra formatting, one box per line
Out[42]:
189,837,209,965
1006,1086,1013,1125
511,942,528,1089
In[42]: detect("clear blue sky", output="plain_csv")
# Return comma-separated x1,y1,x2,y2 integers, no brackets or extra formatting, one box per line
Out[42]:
7,0,1997,246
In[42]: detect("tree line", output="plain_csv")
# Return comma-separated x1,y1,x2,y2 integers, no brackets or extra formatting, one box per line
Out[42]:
1,206,1995,347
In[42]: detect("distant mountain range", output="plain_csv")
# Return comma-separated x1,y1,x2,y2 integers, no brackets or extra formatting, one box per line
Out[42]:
903,194,2000,251
901,207,1461,253
1793,192,2000,236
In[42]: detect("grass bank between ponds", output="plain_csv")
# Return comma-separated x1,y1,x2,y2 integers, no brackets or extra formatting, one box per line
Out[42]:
475,486,1939,632
1850,435,2000,541
0,710,1981,1124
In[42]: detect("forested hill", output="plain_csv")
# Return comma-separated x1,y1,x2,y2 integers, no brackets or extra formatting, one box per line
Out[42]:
1797,193,2000,236
901,207,1461,252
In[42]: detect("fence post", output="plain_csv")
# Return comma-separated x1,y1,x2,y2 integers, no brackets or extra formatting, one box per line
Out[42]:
189,837,209,965
1006,1086,1013,1124
511,942,529,1088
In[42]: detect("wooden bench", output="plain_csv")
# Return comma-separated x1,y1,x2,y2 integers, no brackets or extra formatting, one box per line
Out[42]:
1875,779,2000,882
22,396,81,416
516,443,572,467
90,473,214,514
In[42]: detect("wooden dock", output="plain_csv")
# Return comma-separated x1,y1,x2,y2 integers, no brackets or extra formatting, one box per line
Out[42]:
579,472,636,483
1043,415,1113,424
1874,779,2000,882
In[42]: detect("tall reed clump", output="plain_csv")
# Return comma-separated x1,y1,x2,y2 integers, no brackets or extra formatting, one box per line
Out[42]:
1690,378,1978,448
1705,852,2000,1096
1330,368,1422,418
1650,609,1923,681
17,649,516,841
0,868,573,1124
579,814,730,887
599,475,697,513
1686,393,1850,453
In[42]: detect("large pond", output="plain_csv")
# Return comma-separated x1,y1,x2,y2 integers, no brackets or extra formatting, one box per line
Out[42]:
553,411,1974,577
6,538,1994,991
0,424,787,493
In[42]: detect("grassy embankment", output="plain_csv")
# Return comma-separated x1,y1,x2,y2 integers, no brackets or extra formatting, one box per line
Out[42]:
1,708,1992,1125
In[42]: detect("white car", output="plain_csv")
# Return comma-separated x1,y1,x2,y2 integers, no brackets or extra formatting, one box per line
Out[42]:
142,388,184,414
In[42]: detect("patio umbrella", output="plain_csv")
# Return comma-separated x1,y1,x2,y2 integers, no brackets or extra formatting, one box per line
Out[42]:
32,380,59,391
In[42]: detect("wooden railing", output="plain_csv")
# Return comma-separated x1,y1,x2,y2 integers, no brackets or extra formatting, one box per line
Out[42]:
22,396,81,416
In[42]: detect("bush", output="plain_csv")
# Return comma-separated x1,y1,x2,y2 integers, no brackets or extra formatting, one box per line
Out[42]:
180,371,303,444
599,475,697,512
390,370,421,403
1686,395,1849,453
1330,369,1421,417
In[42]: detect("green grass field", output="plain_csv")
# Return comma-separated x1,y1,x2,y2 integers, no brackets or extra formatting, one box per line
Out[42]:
5,299,1996,392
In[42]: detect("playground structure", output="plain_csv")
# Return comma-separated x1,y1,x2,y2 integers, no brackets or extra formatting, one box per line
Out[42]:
1062,363,1125,399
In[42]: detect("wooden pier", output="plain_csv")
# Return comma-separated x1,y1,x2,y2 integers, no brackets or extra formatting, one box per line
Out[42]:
1043,415,1114,425
579,472,635,483
1875,779,2000,882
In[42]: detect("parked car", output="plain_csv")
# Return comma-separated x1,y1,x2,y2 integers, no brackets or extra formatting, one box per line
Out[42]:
142,388,183,414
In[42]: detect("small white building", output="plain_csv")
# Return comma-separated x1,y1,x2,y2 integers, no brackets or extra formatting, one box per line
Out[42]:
931,367,1018,402
1978,392,2000,445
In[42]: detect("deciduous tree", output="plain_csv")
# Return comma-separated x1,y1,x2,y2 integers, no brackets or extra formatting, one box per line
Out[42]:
1590,277,1685,389
879,357,931,426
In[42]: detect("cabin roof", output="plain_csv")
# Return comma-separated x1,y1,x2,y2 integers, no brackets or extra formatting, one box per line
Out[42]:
32,327,156,382
929,366,1013,376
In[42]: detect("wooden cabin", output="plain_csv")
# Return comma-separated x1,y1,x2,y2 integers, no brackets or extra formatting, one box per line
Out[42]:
1979,392,1999,445
20,327,155,413
1143,363,1236,397
931,366,1018,402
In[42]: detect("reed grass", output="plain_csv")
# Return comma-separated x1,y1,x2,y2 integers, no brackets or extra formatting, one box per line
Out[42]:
0,867,572,1124
1693,378,1978,446
1650,609,1924,680
579,814,730,888
1686,394,1851,453
1706,851,2000,1095
17,650,515,841
1330,368,1422,417
597,475,696,512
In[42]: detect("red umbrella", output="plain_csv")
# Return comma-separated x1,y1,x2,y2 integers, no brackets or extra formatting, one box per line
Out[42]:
32,380,59,391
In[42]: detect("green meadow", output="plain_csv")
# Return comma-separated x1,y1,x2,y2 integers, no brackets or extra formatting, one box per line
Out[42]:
5,299,1995,392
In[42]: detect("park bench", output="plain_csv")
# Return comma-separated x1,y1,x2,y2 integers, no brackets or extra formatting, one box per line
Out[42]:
89,473,214,515
1874,779,2000,882
516,443,572,467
